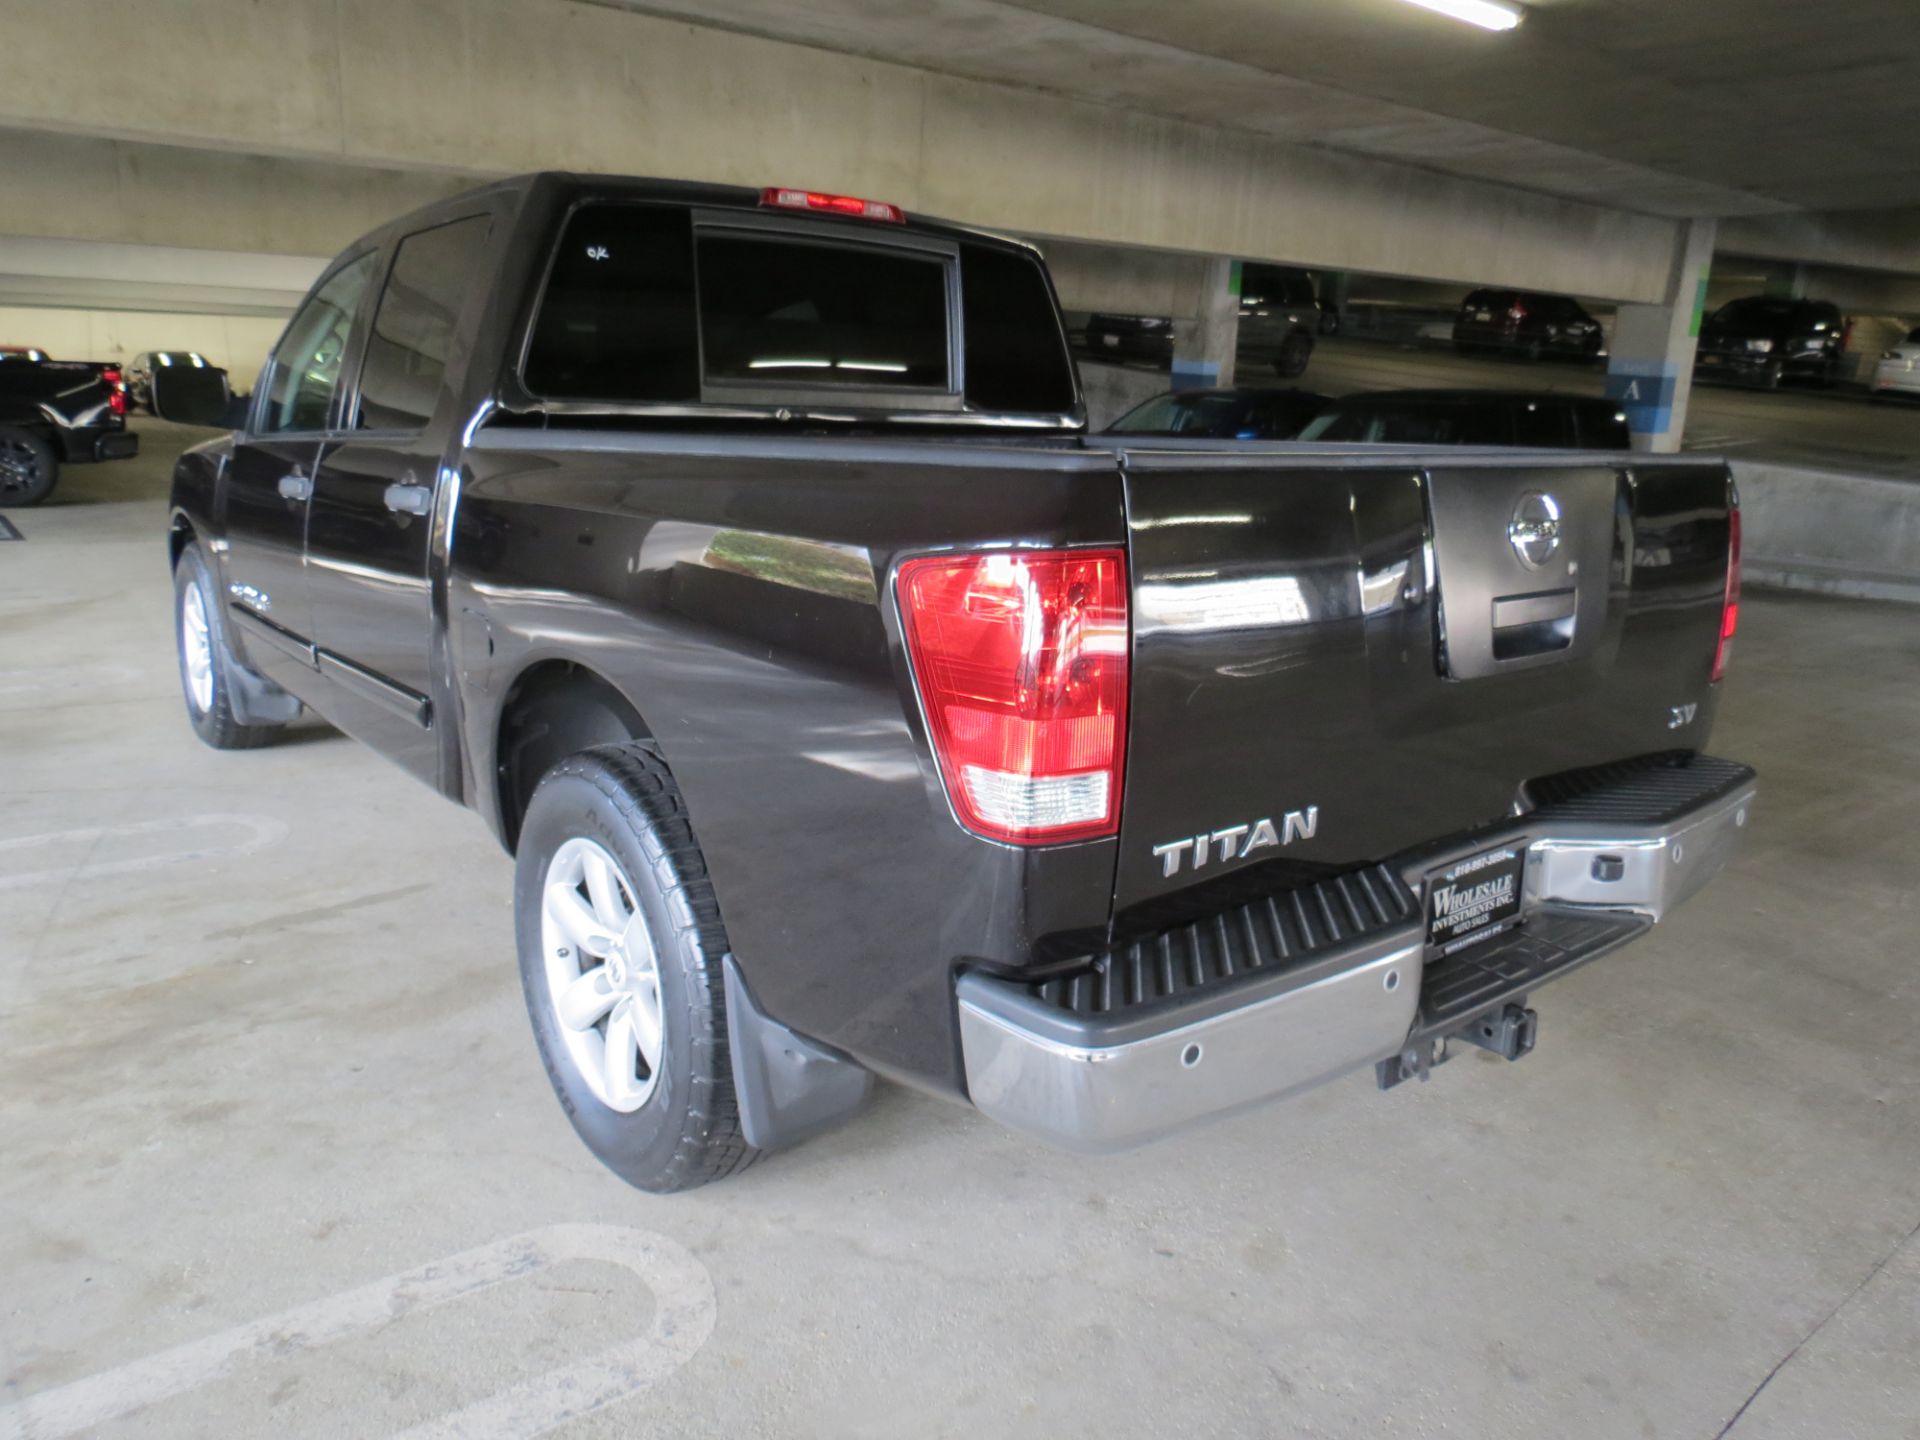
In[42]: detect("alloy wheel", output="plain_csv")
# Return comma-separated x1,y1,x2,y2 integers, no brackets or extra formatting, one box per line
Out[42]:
540,836,663,1112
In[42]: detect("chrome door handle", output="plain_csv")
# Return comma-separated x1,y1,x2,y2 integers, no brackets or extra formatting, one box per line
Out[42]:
383,482,432,516
277,470,312,502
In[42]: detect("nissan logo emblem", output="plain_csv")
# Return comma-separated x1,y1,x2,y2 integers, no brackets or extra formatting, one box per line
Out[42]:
1508,492,1562,569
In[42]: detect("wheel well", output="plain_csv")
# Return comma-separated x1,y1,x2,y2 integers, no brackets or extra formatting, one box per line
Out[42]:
495,661,651,852
168,516,194,569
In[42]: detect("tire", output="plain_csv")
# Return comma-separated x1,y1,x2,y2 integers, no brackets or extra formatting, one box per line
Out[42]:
0,428,58,508
173,542,284,749
1273,332,1314,379
514,743,758,1193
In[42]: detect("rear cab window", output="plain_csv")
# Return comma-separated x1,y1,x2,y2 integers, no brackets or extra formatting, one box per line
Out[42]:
520,199,1076,419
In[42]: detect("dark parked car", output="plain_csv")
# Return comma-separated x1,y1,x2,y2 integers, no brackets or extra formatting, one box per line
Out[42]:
1695,296,1844,389
1244,263,1336,336
0,358,136,505
1239,263,1324,374
1106,387,1330,439
1453,290,1605,362
126,351,214,412
1082,312,1174,366
154,172,1750,1193
1297,389,1631,450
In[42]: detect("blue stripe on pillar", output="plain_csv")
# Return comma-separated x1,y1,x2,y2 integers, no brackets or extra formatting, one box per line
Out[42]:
1170,360,1219,389
1604,360,1679,438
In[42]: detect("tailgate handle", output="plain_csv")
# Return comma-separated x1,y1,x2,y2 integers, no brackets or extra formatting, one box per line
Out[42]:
1491,587,1577,662
1492,588,1576,629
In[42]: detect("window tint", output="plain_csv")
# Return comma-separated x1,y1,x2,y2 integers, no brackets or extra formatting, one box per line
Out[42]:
1513,399,1575,448
524,204,699,402
960,243,1074,413
1575,403,1632,450
259,252,376,434
697,233,949,389
1109,393,1240,435
1309,402,1511,445
357,214,491,430
1244,392,1325,438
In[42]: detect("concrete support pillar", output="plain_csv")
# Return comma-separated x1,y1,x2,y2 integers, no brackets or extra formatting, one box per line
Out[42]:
1605,218,1717,454
1173,258,1240,389
1322,270,1352,332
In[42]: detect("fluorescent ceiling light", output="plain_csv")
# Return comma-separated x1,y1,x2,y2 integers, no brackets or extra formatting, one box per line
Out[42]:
1398,0,1524,31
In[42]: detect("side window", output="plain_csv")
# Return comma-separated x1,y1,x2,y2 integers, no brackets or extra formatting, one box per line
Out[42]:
356,215,492,431
960,243,1075,413
259,252,377,435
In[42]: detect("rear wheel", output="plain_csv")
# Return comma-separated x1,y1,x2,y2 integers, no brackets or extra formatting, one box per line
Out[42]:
1273,332,1314,379
0,429,57,507
514,744,758,1193
174,542,285,749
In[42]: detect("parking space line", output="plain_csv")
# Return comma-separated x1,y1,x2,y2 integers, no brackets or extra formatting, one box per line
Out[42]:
0,1223,717,1440
0,814,289,891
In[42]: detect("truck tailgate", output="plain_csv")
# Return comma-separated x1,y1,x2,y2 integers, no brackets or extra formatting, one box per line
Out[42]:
1111,445,1735,923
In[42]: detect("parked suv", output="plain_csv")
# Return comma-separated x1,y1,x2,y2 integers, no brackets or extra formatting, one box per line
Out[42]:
1695,297,1844,389
1296,389,1630,449
126,351,214,412
1453,290,1605,362
1238,263,1320,376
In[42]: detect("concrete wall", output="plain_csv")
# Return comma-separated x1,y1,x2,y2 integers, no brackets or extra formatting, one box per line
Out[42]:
0,306,287,380
0,0,1688,304
1721,208,1920,279
1037,240,1207,320
1735,459,1920,606
0,127,466,258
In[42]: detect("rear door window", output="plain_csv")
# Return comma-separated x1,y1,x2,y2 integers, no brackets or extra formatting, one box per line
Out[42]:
356,214,492,431
695,232,950,390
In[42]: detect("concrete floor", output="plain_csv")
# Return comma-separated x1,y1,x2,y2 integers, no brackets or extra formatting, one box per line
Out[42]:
3,425,1918,1440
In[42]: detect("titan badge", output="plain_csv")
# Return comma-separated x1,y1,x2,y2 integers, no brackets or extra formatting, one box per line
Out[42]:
1152,807,1319,878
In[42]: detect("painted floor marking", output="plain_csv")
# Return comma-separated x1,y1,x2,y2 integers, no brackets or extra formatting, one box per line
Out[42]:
0,813,289,891
0,1223,716,1440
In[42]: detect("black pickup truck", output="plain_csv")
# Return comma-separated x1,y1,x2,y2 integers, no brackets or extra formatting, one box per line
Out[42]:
155,173,1755,1193
0,356,138,506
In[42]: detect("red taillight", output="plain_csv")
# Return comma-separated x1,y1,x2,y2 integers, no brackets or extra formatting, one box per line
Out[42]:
1712,505,1741,682
760,186,905,223
104,367,127,416
1508,302,1528,322
897,549,1129,844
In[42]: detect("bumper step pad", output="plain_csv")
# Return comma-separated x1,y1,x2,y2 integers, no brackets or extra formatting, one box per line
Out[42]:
1412,907,1647,1041
1026,864,1416,1020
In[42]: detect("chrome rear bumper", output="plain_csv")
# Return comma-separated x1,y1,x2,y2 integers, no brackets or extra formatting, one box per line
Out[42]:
958,769,1755,1153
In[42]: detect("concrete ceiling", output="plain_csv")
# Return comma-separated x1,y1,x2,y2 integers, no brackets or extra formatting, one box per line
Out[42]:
587,0,1920,219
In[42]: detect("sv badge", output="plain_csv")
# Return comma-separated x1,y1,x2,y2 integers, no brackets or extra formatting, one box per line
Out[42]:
1668,702,1698,729
1152,807,1319,878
